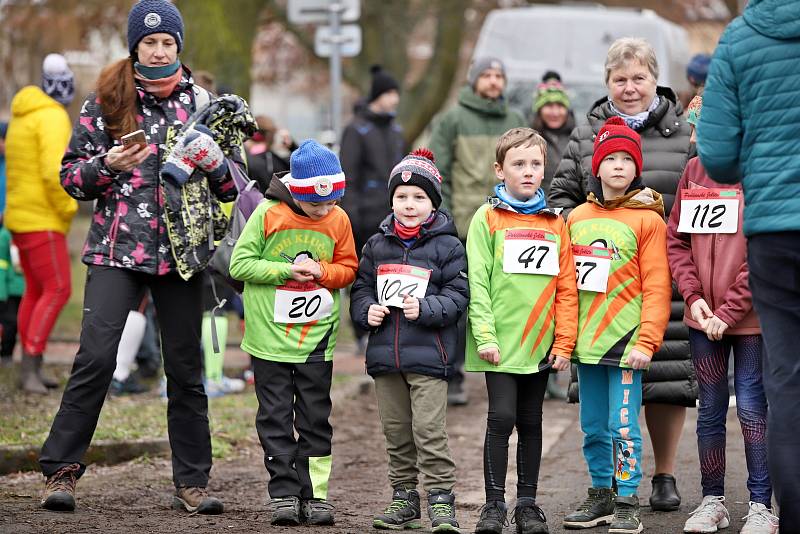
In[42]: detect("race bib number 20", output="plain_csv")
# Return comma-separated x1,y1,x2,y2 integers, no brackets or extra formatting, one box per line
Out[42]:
377,264,432,308
503,229,560,276
274,281,334,324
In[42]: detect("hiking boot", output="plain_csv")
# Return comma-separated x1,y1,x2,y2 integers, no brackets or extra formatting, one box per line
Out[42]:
270,496,301,526
563,487,615,529
649,473,680,511
173,486,223,514
20,355,48,394
512,498,548,533
109,375,149,396
609,495,643,534
683,495,729,533
740,502,779,534
427,489,459,532
373,487,422,530
301,498,335,525
475,500,508,534
447,380,468,406
41,463,80,512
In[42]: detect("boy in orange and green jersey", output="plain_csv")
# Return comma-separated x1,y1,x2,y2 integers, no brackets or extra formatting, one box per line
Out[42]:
562,117,671,534
466,128,578,534
229,140,358,527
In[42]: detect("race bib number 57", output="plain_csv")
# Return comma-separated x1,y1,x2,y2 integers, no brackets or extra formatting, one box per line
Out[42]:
377,264,432,308
572,245,613,293
677,188,740,234
503,229,560,276
274,281,334,324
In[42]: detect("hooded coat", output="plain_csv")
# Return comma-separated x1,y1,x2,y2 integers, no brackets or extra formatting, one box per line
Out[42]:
5,86,77,234
350,210,469,380
428,86,526,239
697,0,800,236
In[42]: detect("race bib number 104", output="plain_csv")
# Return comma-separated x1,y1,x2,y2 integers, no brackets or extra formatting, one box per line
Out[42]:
376,264,432,308
274,281,334,324
677,188,739,234
503,229,560,276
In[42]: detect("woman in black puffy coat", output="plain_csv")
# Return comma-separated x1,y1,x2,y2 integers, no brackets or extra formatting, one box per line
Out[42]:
550,37,696,512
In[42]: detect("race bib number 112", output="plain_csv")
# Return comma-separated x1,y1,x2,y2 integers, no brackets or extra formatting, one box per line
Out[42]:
677,188,739,234
503,229,560,276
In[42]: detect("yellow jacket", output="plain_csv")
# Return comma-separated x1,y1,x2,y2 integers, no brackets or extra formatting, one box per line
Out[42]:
5,86,77,234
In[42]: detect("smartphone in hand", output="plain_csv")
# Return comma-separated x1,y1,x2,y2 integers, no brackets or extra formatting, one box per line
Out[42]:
121,129,147,149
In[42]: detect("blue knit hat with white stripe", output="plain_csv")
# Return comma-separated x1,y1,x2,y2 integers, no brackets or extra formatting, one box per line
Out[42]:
287,140,346,202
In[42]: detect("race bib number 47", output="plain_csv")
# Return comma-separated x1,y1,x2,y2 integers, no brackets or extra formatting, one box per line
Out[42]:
677,188,740,234
572,245,613,293
377,264,432,308
274,281,334,324
503,229,560,276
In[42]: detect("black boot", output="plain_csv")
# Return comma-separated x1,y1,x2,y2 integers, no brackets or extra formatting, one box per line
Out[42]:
374,487,421,530
427,489,459,532
475,500,508,534
649,473,680,512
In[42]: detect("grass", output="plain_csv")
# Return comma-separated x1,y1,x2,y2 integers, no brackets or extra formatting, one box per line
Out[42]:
0,368,261,459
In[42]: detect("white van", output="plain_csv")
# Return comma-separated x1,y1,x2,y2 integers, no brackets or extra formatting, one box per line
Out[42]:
473,4,691,122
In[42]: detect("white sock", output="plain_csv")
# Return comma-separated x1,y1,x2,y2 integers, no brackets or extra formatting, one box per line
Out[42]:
113,310,147,382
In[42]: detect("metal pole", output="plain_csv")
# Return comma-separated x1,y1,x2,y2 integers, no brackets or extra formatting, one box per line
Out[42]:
329,2,343,145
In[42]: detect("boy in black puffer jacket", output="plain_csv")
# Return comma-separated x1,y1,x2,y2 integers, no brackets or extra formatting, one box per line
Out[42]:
350,148,468,533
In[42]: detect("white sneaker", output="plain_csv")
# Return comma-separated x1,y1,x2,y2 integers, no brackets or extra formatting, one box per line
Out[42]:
684,495,729,533
204,376,246,397
740,502,778,534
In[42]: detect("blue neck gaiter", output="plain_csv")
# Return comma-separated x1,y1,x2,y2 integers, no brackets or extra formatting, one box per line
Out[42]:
134,60,182,80
494,184,547,214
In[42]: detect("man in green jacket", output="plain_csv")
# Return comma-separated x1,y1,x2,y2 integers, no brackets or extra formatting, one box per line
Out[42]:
429,57,525,405
429,57,526,240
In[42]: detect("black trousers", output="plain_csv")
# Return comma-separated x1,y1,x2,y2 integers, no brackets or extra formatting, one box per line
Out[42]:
40,266,211,488
747,232,800,530
253,358,333,500
0,295,21,357
483,371,549,502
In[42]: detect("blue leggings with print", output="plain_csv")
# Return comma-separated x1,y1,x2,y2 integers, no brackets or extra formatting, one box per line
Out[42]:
688,328,770,505
577,363,643,497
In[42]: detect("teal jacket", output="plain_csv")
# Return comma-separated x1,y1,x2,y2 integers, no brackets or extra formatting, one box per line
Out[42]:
0,227,24,301
697,0,800,236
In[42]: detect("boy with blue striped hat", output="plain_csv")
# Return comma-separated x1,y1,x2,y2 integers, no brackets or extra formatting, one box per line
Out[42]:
229,139,358,527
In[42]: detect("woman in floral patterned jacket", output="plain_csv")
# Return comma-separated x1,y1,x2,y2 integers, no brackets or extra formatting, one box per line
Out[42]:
38,0,243,516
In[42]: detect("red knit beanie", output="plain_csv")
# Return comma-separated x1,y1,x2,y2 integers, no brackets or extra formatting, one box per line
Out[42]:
591,116,643,178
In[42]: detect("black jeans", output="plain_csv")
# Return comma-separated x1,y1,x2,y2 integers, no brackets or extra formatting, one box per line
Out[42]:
483,371,549,502
747,232,800,528
0,295,21,357
40,266,211,488
253,358,334,500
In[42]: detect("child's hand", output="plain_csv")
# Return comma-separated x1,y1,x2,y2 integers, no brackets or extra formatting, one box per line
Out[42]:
478,347,501,366
401,294,420,321
367,304,390,327
705,315,730,341
625,349,651,370
289,264,314,282
296,258,323,279
689,298,714,329
549,353,571,371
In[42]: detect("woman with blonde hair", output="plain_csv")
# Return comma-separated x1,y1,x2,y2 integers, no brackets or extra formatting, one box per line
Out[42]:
551,37,694,524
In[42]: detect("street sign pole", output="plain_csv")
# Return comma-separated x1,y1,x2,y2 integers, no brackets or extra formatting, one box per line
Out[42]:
329,2,343,141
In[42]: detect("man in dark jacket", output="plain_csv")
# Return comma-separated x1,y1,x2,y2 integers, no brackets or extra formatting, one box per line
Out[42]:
340,65,405,255
698,0,800,525
245,115,295,194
